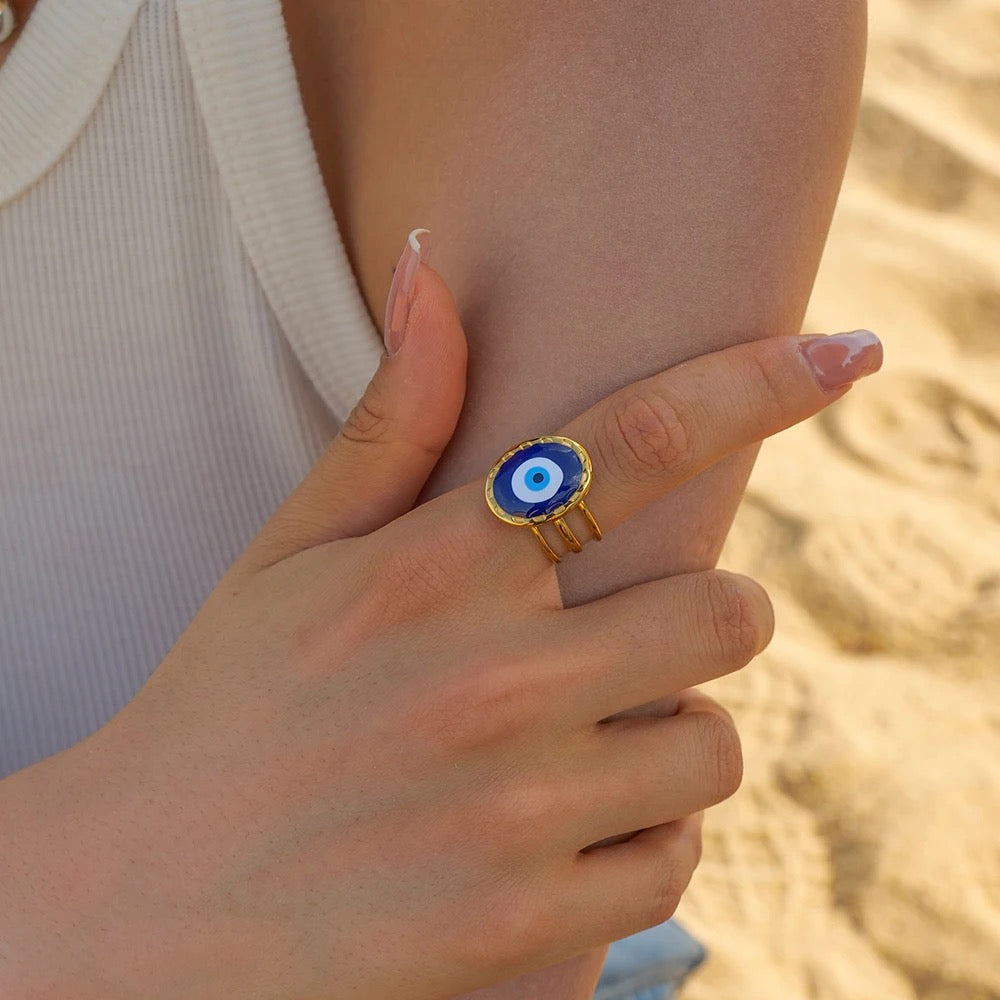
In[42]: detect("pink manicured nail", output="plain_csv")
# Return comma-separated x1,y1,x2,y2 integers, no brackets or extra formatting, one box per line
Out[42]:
383,228,431,356
799,330,883,390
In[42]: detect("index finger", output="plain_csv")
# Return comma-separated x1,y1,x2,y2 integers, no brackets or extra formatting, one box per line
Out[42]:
387,330,881,583
554,329,881,539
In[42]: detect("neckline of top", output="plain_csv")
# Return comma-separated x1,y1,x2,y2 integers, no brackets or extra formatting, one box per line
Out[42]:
175,0,383,421
0,0,145,208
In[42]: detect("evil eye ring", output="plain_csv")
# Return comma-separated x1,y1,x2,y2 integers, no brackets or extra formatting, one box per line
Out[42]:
484,435,603,564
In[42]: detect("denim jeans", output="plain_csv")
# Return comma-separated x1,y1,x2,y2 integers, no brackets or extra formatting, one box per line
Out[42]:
593,920,706,1000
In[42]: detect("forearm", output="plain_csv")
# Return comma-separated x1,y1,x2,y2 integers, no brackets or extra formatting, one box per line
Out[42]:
0,752,95,998
318,0,867,597
0,723,157,1000
416,5,868,607
410,5,864,996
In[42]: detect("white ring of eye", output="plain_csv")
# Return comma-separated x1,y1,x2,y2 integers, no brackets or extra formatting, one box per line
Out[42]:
510,457,564,504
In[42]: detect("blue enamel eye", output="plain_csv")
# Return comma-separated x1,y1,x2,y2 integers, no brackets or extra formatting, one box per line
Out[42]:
488,439,587,520
511,457,563,503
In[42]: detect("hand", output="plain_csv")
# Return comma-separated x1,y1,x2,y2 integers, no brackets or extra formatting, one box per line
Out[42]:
0,256,880,999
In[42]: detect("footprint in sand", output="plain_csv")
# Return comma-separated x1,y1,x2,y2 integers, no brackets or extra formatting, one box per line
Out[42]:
775,665,1000,1000
680,785,913,1000
853,98,986,213
944,280,1000,357
817,371,1000,518
727,492,1000,669
694,789,832,946
705,655,811,772
773,509,997,667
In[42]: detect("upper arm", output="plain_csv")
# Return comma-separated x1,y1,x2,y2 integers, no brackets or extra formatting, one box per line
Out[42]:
295,0,867,602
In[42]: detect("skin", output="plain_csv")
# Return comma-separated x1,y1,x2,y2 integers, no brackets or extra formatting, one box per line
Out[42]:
282,0,867,993
0,1,868,995
0,0,36,70
0,262,881,997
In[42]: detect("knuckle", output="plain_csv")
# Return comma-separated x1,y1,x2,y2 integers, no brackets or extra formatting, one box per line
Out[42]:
486,774,560,855
697,711,744,803
604,389,694,482
643,851,691,928
370,535,465,618
323,553,402,639
470,881,555,972
371,503,490,613
287,610,334,671
341,382,393,446
701,571,768,664
741,351,791,425
412,664,536,756
385,543,449,603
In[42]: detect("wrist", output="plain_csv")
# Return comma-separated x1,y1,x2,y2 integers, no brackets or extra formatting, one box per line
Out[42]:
0,734,145,1000
455,947,609,1000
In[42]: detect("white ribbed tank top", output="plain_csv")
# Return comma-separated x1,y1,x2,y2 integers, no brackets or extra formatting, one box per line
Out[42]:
0,0,383,777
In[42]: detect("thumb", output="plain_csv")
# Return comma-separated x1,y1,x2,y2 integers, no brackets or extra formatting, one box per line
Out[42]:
245,229,467,570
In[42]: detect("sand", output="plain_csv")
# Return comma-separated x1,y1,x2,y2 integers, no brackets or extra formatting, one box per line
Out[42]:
672,2,1000,997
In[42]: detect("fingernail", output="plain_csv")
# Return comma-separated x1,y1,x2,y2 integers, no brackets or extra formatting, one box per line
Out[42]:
799,329,883,390
383,228,431,356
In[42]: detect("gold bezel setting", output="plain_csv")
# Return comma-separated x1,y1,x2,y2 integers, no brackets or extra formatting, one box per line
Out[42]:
484,435,602,563
484,435,592,526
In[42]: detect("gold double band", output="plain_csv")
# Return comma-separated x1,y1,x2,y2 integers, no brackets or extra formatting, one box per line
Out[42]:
484,435,603,564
